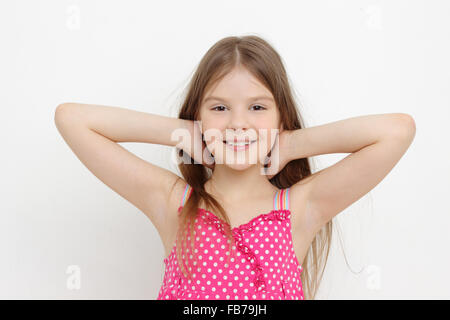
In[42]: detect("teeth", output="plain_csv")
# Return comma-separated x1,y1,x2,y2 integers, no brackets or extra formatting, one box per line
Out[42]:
226,141,253,146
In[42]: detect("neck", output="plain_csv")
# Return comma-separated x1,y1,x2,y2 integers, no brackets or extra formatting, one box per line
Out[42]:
205,163,277,203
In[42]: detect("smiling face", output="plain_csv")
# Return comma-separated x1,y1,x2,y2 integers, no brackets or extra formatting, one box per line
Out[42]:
198,65,282,171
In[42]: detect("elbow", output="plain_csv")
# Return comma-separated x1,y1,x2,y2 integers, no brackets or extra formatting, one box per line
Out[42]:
390,113,416,141
54,103,81,127
55,102,77,113
54,103,71,125
55,102,72,115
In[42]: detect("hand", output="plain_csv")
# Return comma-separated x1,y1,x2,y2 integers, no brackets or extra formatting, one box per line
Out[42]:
201,134,215,170
181,120,215,170
263,129,292,179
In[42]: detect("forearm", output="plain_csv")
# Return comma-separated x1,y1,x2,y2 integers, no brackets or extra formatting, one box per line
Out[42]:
55,102,190,147
286,113,416,160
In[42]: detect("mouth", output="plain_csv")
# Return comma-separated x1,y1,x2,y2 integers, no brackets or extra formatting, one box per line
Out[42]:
223,139,256,151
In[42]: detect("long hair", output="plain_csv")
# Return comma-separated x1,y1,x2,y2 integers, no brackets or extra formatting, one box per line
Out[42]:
171,35,332,300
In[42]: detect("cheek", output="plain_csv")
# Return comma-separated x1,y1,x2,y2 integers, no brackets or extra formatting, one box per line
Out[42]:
200,115,226,133
257,128,278,152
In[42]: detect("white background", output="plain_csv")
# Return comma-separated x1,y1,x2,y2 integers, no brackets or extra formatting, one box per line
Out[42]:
1,0,449,299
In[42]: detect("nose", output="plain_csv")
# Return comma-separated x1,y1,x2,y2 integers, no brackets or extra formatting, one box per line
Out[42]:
224,108,260,142
225,116,258,142
227,108,249,133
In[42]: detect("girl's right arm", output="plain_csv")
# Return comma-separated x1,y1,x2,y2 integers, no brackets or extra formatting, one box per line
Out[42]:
54,102,197,234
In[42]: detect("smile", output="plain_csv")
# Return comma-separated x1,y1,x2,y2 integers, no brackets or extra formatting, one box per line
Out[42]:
223,140,256,151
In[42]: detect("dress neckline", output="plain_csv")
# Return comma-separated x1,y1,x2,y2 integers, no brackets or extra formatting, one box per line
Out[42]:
198,207,291,232
166,206,292,264
193,187,290,230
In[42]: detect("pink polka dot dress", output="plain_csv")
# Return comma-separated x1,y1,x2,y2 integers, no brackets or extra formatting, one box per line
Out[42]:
157,184,304,300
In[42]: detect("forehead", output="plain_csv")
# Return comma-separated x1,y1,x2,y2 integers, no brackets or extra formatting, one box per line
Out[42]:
202,67,274,104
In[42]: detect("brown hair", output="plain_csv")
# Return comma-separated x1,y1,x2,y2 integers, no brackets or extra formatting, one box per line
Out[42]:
171,35,332,300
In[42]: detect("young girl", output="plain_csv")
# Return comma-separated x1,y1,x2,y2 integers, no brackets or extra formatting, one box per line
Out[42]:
54,35,416,300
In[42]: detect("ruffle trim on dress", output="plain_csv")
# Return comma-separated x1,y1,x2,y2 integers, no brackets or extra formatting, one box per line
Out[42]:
199,208,291,293
199,208,291,232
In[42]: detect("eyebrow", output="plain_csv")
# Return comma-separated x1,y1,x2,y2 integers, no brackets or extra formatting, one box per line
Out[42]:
203,95,275,104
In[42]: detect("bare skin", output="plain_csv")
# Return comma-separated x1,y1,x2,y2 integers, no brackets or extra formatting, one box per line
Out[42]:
54,65,416,268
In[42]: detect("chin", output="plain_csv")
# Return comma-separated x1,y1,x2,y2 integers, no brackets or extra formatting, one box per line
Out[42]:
222,156,264,171
212,142,265,171
224,163,254,171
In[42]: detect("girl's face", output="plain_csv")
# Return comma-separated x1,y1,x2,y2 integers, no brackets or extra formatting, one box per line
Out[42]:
198,65,282,171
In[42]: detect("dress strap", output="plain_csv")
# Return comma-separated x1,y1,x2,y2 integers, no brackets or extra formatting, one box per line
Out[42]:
180,183,193,208
273,188,290,211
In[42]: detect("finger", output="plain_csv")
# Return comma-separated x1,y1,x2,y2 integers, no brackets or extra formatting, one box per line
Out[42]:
265,168,274,180
263,154,271,166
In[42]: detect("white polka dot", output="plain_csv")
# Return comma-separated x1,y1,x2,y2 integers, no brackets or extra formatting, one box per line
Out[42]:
158,211,305,301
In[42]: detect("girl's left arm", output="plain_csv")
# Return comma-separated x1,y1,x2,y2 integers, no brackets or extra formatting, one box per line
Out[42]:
287,113,416,230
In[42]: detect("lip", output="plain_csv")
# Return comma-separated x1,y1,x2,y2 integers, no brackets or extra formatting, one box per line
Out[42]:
224,139,254,143
223,137,257,143
224,140,256,151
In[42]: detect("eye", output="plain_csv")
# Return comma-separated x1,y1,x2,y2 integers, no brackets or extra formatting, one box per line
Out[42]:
211,104,267,111
251,105,266,111
211,105,227,111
